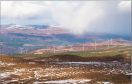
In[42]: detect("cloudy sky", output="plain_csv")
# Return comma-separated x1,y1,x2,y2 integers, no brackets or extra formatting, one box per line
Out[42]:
1,1,131,35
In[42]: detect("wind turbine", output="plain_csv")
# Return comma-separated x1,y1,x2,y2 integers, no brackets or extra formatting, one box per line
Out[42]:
107,39,110,49
25,48,27,54
94,40,97,50
82,42,85,51
107,38,113,49
53,45,55,54
19,47,24,54
110,38,113,45
70,44,73,51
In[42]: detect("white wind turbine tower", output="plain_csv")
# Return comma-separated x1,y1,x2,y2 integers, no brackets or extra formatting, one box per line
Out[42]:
110,38,113,48
107,39,110,49
82,42,85,52
94,40,97,50
107,38,113,49
110,38,113,45
70,44,73,51
19,47,23,54
53,45,56,54
25,49,27,54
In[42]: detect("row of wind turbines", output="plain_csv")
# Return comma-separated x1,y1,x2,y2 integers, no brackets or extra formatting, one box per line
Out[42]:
19,39,114,54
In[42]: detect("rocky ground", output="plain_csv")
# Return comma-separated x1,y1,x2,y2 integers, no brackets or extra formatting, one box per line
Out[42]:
0,55,131,84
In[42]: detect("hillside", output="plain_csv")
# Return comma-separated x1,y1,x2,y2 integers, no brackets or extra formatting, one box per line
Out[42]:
0,25,131,54
0,47,131,84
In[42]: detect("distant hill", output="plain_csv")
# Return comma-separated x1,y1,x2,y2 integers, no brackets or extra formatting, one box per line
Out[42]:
0,24,131,54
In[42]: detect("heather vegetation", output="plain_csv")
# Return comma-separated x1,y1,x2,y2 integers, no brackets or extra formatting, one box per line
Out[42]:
0,45,131,84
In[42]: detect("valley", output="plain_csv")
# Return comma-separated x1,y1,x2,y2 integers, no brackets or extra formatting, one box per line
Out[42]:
1,1,131,84
0,25,131,84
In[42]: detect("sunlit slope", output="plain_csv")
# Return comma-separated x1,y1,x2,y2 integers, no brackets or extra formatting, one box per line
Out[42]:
13,45,131,62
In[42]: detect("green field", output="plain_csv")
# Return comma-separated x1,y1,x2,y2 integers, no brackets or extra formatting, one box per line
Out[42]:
13,45,131,61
